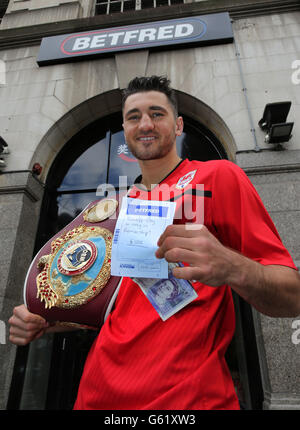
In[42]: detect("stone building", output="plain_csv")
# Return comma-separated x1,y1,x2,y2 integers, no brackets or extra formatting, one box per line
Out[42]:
0,0,299,410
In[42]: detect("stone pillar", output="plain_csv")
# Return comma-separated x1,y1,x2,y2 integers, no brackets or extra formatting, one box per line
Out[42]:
0,171,44,409
253,310,300,409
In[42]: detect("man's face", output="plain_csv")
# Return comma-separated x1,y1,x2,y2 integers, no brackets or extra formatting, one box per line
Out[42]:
122,91,183,161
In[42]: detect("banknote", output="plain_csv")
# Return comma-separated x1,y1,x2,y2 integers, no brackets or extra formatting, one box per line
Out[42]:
133,263,198,321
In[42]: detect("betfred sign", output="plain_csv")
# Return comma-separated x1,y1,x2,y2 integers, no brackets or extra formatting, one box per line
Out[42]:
37,13,233,66
66,22,200,53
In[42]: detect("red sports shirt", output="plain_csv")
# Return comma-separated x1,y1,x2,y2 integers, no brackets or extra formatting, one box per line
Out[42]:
74,159,297,410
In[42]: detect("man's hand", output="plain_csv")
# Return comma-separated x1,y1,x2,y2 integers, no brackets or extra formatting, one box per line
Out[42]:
155,224,243,287
9,305,49,346
155,224,300,317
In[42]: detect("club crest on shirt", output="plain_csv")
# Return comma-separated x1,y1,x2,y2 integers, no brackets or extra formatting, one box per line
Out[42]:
175,170,197,190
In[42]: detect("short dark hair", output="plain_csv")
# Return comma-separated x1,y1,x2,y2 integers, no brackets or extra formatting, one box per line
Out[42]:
122,75,178,116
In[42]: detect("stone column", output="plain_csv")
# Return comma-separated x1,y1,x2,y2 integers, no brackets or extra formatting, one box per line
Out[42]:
0,171,44,409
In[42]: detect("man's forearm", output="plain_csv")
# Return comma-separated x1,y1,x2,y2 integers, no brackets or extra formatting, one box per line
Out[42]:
227,249,300,318
156,224,300,318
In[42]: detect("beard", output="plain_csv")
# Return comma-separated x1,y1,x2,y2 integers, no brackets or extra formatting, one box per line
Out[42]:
126,134,176,161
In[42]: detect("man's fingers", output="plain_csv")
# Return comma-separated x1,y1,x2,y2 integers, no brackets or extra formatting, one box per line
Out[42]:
171,264,221,287
171,265,199,280
9,324,41,339
8,304,49,346
159,247,201,266
156,227,210,260
156,236,198,259
157,224,205,246
8,335,28,346
9,329,45,346
8,315,47,332
9,326,46,345
13,304,47,325
11,304,48,328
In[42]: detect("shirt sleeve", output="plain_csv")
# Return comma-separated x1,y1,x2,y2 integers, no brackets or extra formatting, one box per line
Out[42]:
212,160,297,269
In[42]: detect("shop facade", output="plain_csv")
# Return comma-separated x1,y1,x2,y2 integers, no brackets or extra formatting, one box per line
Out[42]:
0,0,299,409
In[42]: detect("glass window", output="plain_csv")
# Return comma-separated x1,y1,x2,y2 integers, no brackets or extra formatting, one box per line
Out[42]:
109,1,122,13
156,0,169,7
58,134,109,192
94,0,184,15
95,2,108,14
108,130,140,189
0,0,9,22
141,0,154,8
123,0,136,11
56,192,101,229
19,335,54,410
177,115,227,161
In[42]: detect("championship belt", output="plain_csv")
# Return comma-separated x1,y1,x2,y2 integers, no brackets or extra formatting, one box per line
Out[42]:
24,198,122,329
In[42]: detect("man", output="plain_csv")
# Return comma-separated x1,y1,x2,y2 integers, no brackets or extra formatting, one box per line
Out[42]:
9,76,300,410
